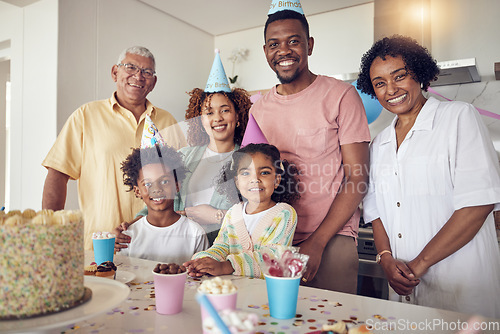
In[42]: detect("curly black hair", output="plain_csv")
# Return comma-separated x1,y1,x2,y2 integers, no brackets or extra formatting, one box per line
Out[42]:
185,88,251,147
121,145,188,192
216,143,301,205
264,10,309,39
357,35,439,97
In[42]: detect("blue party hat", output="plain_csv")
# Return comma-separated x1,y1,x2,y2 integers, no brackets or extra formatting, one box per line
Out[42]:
268,0,304,15
205,49,231,93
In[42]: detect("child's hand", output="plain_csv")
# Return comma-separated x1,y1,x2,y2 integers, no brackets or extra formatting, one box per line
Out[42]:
183,258,234,277
113,222,131,252
183,259,204,277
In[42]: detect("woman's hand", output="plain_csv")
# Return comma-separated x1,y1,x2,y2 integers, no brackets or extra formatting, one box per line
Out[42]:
406,258,429,279
184,205,221,224
380,256,420,296
183,258,234,277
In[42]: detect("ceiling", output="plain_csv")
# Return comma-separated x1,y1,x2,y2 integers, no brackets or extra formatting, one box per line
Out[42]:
138,0,372,36
1,0,372,36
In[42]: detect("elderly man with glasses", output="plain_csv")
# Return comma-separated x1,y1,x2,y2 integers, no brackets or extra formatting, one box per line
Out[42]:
42,46,186,250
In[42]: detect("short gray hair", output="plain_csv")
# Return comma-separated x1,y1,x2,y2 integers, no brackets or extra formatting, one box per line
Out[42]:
117,46,156,70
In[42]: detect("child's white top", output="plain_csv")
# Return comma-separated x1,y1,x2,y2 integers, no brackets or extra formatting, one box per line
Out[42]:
242,201,277,235
120,215,209,263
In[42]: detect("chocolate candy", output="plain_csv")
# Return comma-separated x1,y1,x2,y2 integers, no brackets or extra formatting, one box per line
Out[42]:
97,261,117,272
153,263,186,275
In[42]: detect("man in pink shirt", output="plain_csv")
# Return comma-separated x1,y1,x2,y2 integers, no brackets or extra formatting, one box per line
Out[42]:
250,8,371,292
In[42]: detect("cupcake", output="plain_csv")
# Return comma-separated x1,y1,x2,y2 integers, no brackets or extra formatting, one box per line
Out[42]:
96,261,117,279
84,263,97,276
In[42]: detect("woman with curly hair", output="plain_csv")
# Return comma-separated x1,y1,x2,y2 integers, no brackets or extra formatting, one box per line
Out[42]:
359,35,500,317
126,58,252,246
175,87,251,244
183,143,300,278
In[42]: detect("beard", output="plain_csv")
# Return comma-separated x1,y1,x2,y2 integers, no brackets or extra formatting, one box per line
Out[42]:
276,67,301,84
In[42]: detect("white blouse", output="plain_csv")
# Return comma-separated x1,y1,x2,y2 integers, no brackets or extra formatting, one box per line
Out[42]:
363,97,500,318
185,147,233,208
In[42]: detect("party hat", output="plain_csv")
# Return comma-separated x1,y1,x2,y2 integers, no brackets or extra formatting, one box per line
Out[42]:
268,0,304,15
141,115,166,148
205,49,231,93
241,114,269,147
250,92,263,104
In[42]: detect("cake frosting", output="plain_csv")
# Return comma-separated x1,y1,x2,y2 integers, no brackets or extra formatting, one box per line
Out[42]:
0,209,85,319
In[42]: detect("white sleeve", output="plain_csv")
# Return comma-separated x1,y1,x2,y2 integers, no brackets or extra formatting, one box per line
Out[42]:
196,232,210,252
362,143,381,223
452,104,500,210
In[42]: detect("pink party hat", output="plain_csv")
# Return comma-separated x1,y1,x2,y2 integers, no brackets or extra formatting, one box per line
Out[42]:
205,49,231,93
268,0,304,15
241,114,269,147
141,115,166,148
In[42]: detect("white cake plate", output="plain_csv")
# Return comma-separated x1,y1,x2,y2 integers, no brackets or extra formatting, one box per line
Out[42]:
0,276,130,333
116,270,136,284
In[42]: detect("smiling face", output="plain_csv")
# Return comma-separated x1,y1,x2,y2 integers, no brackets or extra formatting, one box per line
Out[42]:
370,55,426,116
111,53,157,110
134,163,177,212
264,19,313,84
235,152,281,211
201,93,238,151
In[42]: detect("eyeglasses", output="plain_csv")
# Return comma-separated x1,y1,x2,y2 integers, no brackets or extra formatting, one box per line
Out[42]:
117,63,156,78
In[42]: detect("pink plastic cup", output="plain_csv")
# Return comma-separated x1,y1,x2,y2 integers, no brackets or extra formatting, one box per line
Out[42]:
199,289,237,334
153,271,187,315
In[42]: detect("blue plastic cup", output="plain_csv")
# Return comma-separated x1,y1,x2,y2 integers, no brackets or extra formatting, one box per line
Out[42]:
93,237,115,265
264,274,301,319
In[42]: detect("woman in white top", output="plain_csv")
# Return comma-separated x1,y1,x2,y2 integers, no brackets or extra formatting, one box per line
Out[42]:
357,35,500,318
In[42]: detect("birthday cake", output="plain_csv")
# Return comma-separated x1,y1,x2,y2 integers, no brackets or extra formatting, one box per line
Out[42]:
0,209,85,319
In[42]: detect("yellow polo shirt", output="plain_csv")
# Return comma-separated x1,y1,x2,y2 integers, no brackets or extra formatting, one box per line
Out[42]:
42,93,186,250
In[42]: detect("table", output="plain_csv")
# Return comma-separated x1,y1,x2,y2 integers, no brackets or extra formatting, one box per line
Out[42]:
49,252,500,333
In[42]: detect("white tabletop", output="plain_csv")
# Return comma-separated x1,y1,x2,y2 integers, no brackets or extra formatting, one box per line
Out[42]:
8,251,497,334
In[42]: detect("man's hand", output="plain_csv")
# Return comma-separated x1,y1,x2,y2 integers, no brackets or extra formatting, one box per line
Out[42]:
297,142,369,284
113,216,140,252
295,238,324,283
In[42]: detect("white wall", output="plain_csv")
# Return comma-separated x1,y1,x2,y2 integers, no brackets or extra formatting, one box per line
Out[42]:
57,0,214,129
430,0,500,81
23,0,59,211
0,60,8,208
56,0,216,209
215,3,374,92
0,0,58,211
